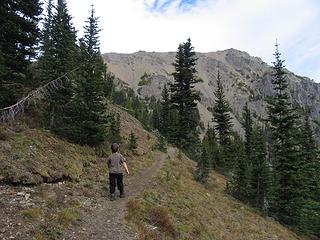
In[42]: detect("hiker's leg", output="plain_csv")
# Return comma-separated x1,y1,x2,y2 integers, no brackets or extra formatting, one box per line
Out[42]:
109,173,116,194
116,173,124,194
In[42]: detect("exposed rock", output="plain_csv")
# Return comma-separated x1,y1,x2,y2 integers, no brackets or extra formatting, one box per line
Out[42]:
103,49,320,138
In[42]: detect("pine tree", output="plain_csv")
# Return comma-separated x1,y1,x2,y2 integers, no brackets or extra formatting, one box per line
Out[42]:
65,5,108,146
298,110,320,234
202,126,219,168
300,111,318,197
228,133,250,202
108,114,121,143
151,100,161,130
170,38,201,152
0,0,41,107
41,0,78,133
243,103,253,164
37,0,54,85
129,132,138,151
104,72,115,98
212,71,233,169
267,43,303,226
228,105,254,203
159,84,171,137
195,146,210,183
251,126,272,211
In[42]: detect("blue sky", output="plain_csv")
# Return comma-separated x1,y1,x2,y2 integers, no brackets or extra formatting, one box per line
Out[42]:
148,0,199,12
67,0,320,82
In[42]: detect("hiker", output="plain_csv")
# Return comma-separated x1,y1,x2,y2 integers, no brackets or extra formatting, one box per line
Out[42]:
107,143,130,201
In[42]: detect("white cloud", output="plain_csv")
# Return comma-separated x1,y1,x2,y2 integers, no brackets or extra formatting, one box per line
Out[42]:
65,0,319,81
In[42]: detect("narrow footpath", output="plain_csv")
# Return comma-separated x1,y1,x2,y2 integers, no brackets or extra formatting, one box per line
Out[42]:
63,147,176,240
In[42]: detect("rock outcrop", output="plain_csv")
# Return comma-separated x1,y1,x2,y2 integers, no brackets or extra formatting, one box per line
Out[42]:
103,49,320,137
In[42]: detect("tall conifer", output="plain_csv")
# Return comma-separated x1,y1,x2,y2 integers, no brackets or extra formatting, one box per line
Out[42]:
37,0,54,85
170,38,201,152
243,103,253,164
65,5,108,146
42,0,78,133
251,126,272,210
212,71,233,169
0,0,41,107
298,111,320,234
195,146,210,183
202,126,219,168
228,133,250,202
267,43,303,226
159,84,170,136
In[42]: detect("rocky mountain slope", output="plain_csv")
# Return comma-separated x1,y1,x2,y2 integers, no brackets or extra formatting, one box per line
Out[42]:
103,49,320,136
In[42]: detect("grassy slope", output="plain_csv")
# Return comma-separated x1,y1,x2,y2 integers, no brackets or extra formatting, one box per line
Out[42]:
0,105,158,239
0,104,311,240
0,104,157,185
127,151,308,240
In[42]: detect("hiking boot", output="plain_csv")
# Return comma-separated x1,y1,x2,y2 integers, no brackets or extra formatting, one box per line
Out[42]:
120,192,125,198
110,193,116,201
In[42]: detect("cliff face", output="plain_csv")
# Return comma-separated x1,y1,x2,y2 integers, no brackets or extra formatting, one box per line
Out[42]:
103,49,320,136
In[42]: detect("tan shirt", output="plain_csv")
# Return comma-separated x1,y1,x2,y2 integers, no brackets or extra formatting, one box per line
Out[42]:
107,152,126,174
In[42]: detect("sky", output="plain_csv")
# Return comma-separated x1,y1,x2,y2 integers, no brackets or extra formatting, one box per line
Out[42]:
64,0,320,82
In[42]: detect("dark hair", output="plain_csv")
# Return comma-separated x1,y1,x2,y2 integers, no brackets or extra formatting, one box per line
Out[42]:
111,143,119,153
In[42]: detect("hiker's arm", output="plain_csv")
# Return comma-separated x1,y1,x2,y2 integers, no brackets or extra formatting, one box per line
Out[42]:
107,157,111,168
123,162,130,174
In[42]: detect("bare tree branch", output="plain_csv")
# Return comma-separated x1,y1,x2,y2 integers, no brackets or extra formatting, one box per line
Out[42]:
0,68,79,122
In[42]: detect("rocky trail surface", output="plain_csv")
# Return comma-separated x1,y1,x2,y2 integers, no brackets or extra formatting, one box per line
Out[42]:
63,147,175,240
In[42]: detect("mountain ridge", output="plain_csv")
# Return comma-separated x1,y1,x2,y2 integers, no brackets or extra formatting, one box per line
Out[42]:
102,49,320,137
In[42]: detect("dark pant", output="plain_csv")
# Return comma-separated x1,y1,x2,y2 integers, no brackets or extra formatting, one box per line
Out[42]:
109,173,124,194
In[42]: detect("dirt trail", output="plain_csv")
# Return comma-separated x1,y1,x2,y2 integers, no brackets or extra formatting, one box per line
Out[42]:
63,147,175,240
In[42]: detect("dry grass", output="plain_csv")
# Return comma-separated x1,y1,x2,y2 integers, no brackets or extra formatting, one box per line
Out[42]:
127,198,178,240
0,125,97,185
57,207,81,227
127,151,309,240
21,208,43,221
0,127,8,141
149,206,177,238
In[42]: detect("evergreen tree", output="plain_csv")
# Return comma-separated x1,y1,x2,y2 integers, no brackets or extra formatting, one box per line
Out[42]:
228,133,250,202
0,0,41,107
151,100,161,130
202,125,219,168
251,126,272,211
170,38,201,152
267,43,303,226
159,84,171,137
212,71,233,169
128,132,138,151
37,0,54,85
228,105,255,203
104,72,115,98
108,114,121,143
300,111,318,197
298,110,320,234
243,103,253,164
65,5,108,146
40,0,78,133
195,146,210,183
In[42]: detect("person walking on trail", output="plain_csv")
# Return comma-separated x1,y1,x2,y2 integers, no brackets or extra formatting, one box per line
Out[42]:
107,143,130,201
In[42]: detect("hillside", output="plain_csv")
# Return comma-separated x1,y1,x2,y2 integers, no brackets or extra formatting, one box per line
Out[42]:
0,104,314,240
0,104,158,239
103,49,320,137
127,151,307,240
